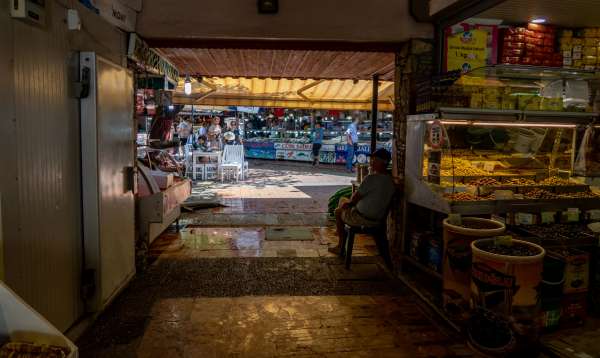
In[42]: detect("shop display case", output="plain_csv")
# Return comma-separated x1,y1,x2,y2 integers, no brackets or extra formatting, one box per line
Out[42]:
406,108,600,216
243,123,393,164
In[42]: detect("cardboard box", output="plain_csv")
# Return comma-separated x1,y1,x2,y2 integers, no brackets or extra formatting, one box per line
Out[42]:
550,248,590,294
150,170,174,190
560,293,587,328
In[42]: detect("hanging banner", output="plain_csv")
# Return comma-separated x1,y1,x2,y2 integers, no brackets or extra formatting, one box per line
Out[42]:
127,33,180,85
236,106,261,114
445,29,488,73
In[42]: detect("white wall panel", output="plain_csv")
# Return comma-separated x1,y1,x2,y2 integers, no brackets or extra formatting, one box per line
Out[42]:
0,1,127,331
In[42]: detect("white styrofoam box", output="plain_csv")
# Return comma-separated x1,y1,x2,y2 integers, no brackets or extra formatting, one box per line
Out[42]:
0,282,78,357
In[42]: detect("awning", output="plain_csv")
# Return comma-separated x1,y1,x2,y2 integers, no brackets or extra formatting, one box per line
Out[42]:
173,77,394,111
156,48,395,81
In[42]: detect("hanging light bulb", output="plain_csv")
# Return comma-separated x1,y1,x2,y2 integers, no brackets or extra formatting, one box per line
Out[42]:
184,75,192,96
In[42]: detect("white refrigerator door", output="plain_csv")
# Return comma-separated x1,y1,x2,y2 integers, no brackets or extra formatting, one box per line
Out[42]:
80,52,135,311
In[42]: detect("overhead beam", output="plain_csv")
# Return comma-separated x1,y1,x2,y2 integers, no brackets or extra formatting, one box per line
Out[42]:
146,38,405,53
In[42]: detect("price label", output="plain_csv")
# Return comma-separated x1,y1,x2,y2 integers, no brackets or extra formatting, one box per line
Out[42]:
567,208,580,222
588,210,600,221
494,235,513,246
448,213,462,226
429,121,444,149
541,212,556,224
516,213,535,225
494,190,514,200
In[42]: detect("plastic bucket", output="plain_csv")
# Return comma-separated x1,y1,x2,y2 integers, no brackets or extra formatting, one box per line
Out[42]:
442,218,505,320
469,239,545,356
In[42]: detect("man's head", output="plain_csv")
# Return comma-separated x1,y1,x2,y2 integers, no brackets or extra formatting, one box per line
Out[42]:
315,121,321,128
371,148,391,173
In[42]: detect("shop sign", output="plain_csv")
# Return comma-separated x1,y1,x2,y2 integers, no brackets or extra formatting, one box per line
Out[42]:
246,148,276,160
80,0,137,32
275,150,312,162
319,151,336,164
127,33,179,84
274,143,312,151
446,29,488,73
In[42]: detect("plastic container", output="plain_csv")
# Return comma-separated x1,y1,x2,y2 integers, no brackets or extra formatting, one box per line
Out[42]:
469,239,545,356
442,217,505,320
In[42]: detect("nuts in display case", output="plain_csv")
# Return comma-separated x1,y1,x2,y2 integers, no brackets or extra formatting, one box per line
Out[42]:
539,176,573,186
443,192,482,201
523,189,559,200
468,178,500,186
503,178,536,186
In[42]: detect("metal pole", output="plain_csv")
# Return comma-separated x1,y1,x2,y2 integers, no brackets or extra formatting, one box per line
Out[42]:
371,74,379,153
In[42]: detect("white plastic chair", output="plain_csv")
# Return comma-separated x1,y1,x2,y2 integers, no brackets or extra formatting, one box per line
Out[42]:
220,145,243,182
184,145,194,178
191,151,206,181
228,145,248,179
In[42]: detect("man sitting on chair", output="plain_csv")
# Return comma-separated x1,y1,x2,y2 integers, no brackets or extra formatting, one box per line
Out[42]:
329,148,395,255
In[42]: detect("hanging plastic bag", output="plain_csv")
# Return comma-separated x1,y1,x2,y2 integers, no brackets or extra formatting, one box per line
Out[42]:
574,126,599,176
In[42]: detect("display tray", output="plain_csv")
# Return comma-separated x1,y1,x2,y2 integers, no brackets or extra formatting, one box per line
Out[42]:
471,184,591,196
443,197,600,215
509,225,597,248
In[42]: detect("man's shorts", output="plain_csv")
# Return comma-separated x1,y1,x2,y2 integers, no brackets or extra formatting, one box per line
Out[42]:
339,199,380,228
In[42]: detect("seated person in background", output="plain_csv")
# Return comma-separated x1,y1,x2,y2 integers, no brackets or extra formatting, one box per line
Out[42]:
329,148,395,255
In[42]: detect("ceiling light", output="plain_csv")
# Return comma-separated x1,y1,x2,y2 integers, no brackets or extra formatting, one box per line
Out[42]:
184,75,192,96
530,17,547,24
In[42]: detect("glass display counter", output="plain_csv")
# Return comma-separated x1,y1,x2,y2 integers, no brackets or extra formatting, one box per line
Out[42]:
243,127,392,164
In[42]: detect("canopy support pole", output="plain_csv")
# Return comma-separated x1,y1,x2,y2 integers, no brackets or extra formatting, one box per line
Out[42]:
371,74,379,154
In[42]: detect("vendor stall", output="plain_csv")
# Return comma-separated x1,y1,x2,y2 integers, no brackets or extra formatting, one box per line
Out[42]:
399,11,600,354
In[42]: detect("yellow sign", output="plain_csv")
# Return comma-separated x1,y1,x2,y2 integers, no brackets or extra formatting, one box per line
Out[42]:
446,29,488,73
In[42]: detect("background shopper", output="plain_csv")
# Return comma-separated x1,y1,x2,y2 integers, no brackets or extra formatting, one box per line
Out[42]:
312,121,324,166
345,118,359,172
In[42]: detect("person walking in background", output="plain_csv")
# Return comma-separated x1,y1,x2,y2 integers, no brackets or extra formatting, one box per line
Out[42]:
177,117,192,147
311,120,324,166
345,117,359,172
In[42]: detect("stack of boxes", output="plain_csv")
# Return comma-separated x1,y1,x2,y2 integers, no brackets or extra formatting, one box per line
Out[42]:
500,23,562,67
540,248,590,330
560,28,600,70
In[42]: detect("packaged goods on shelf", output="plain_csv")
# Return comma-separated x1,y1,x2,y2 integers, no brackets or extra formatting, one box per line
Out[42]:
549,248,590,294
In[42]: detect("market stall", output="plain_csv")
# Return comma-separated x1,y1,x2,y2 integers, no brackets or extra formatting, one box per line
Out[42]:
399,6,600,355
244,114,393,164
169,76,395,165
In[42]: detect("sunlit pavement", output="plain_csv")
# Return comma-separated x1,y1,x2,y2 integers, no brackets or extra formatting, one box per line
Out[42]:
77,161,477,357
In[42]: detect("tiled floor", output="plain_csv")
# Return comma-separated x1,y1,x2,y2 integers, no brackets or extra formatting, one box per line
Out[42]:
78,161,476,357
150,227,378,259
